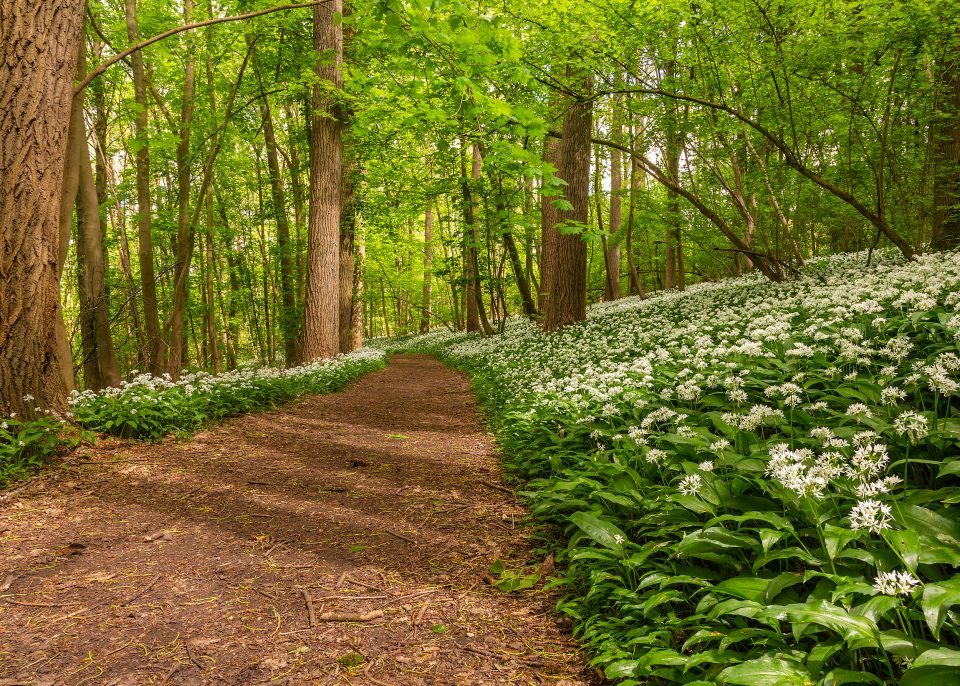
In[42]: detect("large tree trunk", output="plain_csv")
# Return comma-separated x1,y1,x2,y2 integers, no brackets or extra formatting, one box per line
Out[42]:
932,26,960,251
303,0,342,361
124,0,163,374
0,1,84,417
419,203,434,333
168,0,197,377
254,45,298,364
543,77,593,333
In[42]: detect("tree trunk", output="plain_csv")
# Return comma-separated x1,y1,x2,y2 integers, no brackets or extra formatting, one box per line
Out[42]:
77,108,121,389
463,145,495,335
539,133,561,315
284,103,307,309
204,187,221,373
303,0,342,361
351,234,364,349
605,125,623,300
123,0,163,374
625,152,645,297
339,143,357,352
0,0,84,416
932,26,960,250
56,41,85,396
254,46,298,364
420,203,434,333
168,0,197,377
543,77,593,333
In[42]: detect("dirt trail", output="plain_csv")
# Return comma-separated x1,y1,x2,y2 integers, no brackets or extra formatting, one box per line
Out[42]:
0,355,590,686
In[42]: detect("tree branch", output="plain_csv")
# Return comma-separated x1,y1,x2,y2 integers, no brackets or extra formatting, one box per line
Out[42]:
75,1,333,93
596,87,916,258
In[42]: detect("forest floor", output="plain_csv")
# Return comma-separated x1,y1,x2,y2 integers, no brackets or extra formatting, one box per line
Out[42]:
0,355,592,686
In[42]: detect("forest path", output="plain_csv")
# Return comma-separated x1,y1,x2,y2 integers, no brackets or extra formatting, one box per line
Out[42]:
0,355,590,686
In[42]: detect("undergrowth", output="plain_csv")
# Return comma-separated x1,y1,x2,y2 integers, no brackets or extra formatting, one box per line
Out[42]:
1,349,385,485
383,250,960,685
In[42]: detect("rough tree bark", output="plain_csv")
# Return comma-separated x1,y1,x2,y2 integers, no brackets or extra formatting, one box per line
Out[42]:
303,0,342,361
0,1,85,416
543,75,593,333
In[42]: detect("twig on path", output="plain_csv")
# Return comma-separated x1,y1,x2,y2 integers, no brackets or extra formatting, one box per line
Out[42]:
250,586,278,602
384,529,416,545
101,639,135,660
298,587,317,627
2,598,78,608
463,644,503,660
264,540,288,557
184,639,205,671
316,608,384,622
159,664,181,685
335,573,383,592
313,593,389,601
477,480,513,496
380,589,441,607
120,574,162,606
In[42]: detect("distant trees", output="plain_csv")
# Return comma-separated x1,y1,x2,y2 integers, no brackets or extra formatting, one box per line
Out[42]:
3,0,959,414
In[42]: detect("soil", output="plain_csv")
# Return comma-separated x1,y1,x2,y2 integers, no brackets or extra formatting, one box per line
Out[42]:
0,355,594,686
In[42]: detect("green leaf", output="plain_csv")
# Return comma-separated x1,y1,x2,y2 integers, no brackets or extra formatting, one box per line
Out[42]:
713,576,770,602
569,511,626,551
769,600,880,647
913,648,960,668
719,655,812,685
894,504,960,549
820,669,883,685
884,529,920,571
922,577,960,639
900,666,960,686
823,524,860,560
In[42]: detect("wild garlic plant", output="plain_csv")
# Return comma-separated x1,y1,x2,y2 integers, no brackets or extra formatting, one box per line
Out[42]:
70,348,385,439
397,249,960,685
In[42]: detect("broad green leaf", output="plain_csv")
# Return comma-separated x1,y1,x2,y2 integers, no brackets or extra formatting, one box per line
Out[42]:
719,655,812,685
922,577,960,639
913,647,960,668
569,511,626,551
713,576,770,602
900,666,960,686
